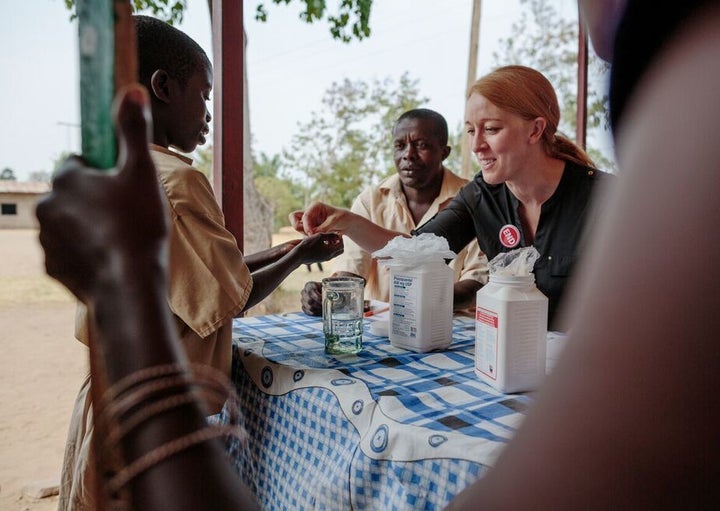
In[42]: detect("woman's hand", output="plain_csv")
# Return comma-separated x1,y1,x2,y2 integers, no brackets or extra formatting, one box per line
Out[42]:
289,202,354,236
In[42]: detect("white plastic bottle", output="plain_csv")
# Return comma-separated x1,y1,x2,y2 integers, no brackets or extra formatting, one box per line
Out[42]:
388,260,454,352
474,274,548,393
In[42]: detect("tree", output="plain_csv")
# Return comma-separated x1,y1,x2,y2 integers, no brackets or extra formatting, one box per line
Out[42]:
52,151,74,174
63,0,187,23
191,144,213,180
492,0,616,172
0,168,17,181
252,151,305,230
282,73,428,208
445,122,467,176
254,1,372,42
63,1,373,38
29,171,52,183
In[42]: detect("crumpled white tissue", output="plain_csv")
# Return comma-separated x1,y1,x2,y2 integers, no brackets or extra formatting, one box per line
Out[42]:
373,233,457,265
488,246,540,276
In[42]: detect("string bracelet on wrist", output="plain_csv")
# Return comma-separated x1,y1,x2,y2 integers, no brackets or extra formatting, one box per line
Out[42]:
94,363,246,503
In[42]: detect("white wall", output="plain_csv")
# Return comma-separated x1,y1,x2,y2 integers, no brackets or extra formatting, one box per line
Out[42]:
0,193,43,229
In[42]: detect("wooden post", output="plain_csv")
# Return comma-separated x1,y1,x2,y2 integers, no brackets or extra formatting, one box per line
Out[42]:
77,0,115,169
77,0,135,170
576,9,589,149
212,0,245,251
460,0,482,178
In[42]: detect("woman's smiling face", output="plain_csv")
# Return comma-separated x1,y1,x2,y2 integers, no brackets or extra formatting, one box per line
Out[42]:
464,92,539,185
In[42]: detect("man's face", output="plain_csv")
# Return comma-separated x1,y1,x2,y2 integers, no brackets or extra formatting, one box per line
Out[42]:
392,117,449,190
168,62,213,154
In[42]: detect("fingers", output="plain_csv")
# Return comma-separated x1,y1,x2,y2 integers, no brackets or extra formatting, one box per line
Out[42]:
299,202,324,235
302,214,318,236
301,202,344,235
113,84,154,184
289,211,306,234
290,203,341,235
301,281,323,316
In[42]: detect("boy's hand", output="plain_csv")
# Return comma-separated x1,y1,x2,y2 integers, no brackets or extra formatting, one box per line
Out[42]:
301,270,364,316
294,233,343,264
300,281,323,316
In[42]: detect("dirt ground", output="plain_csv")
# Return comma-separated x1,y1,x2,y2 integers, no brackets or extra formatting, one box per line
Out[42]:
0,228,332,510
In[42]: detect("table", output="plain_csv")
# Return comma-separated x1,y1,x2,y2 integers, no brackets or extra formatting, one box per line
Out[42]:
221,312,537,511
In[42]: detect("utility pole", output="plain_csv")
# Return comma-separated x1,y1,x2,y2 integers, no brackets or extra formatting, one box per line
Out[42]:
56,121,81,152
460,0,482,179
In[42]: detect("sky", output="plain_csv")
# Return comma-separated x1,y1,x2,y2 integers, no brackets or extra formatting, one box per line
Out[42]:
0,0,588,181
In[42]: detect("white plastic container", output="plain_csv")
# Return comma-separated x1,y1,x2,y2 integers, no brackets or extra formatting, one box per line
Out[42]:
475,274,548,393
387,261,454,352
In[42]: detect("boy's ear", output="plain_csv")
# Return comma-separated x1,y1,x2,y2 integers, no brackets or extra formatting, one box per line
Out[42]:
149,69,172,104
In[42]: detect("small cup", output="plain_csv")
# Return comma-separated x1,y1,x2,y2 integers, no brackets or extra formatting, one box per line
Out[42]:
322,276,364,354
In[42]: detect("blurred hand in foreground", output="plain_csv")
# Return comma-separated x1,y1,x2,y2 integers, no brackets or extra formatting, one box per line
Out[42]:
36,84,164,303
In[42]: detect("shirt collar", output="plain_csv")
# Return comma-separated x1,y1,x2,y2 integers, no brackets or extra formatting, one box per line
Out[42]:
149,144,194,165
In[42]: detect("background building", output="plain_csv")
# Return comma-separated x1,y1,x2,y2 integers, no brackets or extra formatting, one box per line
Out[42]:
0,182,50,229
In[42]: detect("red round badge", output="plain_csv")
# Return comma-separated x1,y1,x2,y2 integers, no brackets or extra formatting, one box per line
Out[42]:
499,224,521,248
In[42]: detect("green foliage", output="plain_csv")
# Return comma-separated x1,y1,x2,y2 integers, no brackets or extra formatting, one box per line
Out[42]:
191,145,213,180
586,147,615,173
65,0,373,40
0,168,17,180
64,0,187,24
255,176,301,230
52,151,74,176
280,73,428,208
253,152,305,229
255,0,373,42
28,171,52,183
445,122,467,176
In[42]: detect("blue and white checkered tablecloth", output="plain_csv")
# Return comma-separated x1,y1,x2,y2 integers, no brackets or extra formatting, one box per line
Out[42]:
223,312,532,511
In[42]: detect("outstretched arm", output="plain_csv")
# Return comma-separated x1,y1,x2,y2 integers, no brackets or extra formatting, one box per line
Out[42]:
243,239,301,272
36,85,258,511
242,232,343,312
289,202,408,254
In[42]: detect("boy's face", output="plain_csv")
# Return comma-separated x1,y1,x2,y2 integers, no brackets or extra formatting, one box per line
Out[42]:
168,62,213,154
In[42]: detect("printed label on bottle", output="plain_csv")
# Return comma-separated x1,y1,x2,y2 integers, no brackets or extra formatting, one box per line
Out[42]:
475,307,499,380
391,274,419,339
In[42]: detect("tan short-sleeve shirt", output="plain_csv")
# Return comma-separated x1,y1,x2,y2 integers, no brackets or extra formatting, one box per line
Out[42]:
75,145,252,377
